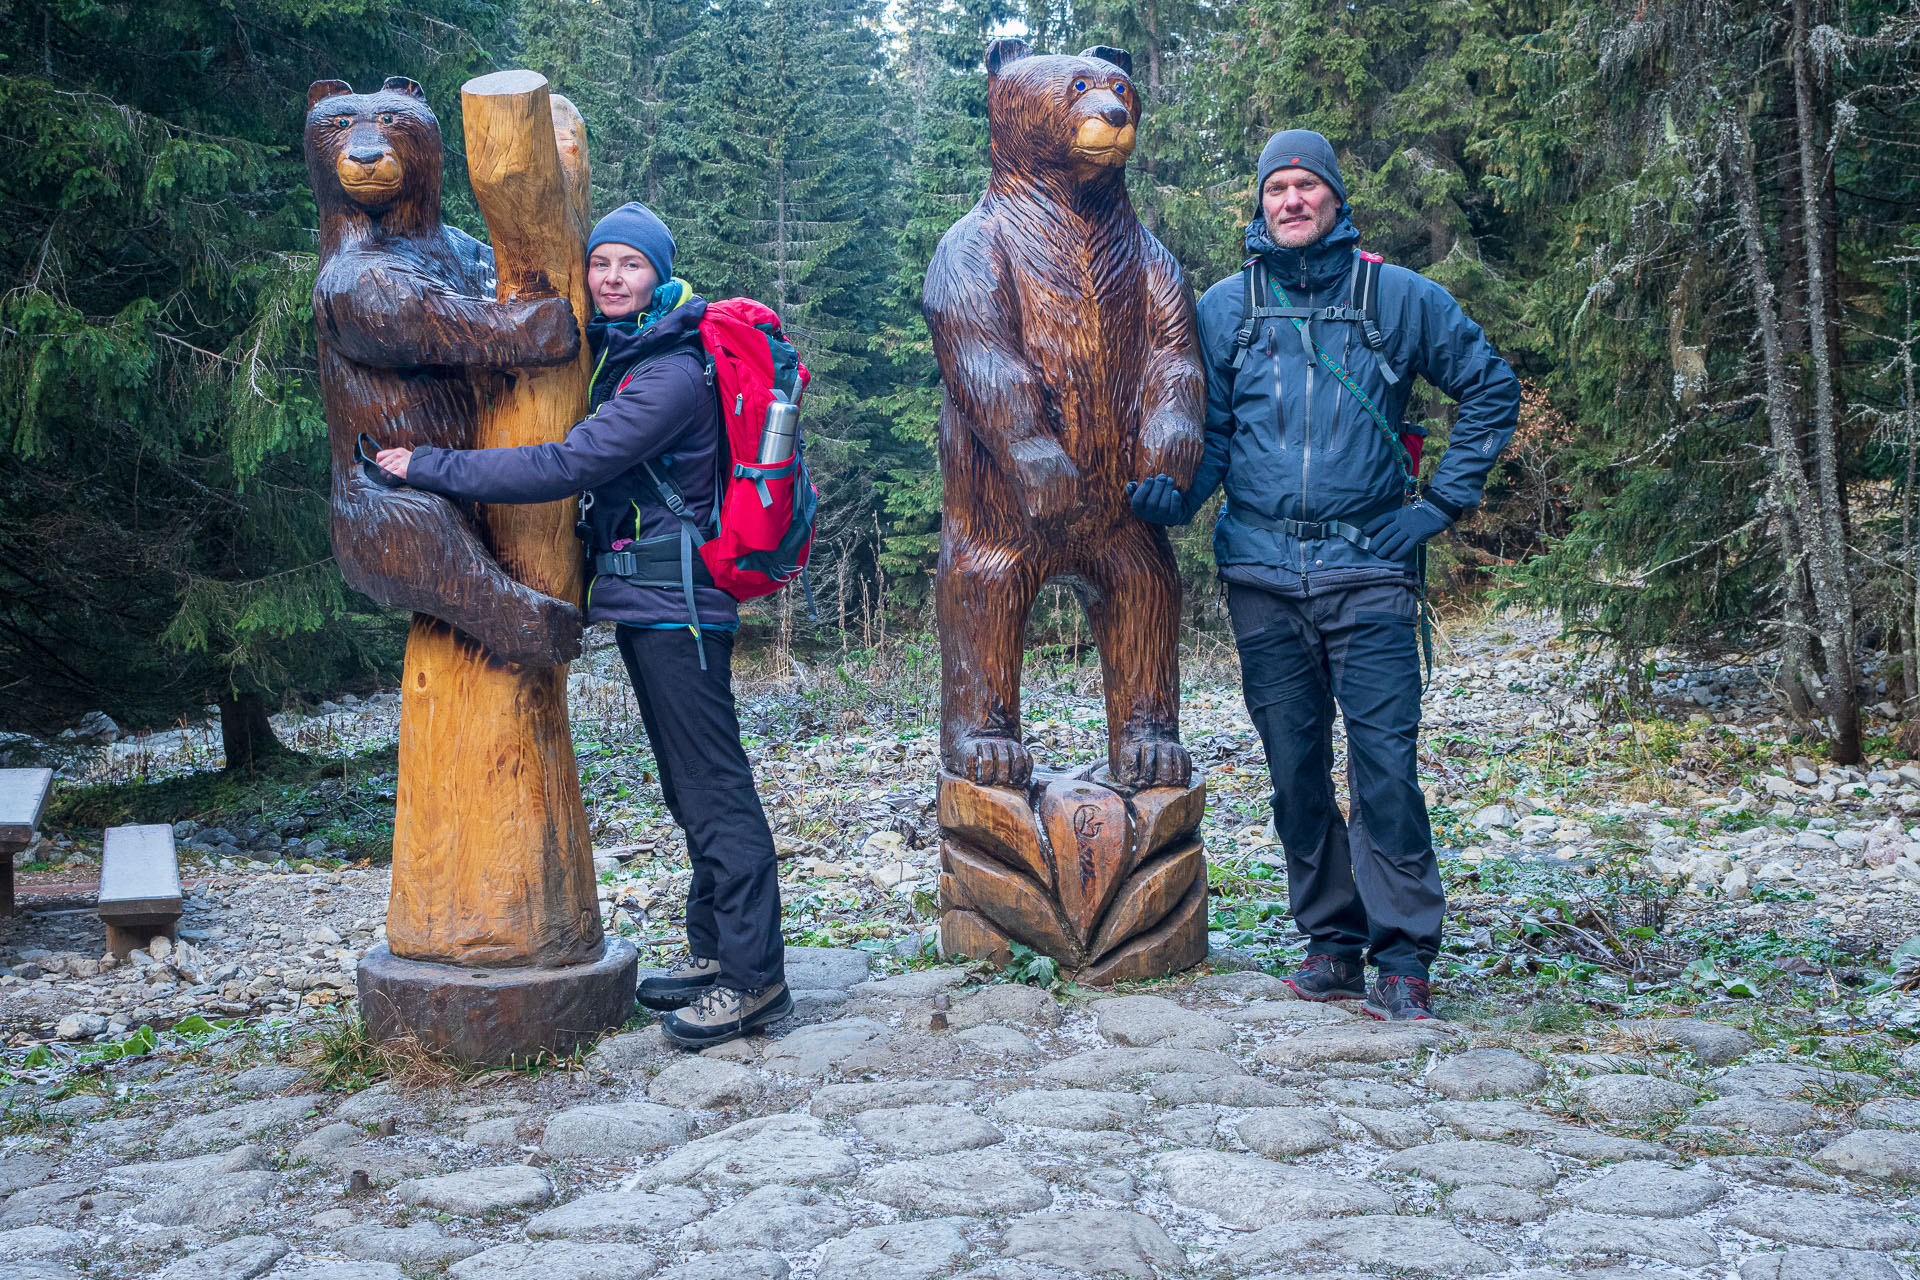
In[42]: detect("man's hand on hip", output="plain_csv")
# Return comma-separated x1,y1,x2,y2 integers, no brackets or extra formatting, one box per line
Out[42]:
1364,499,1452,561
1126,474,1189,526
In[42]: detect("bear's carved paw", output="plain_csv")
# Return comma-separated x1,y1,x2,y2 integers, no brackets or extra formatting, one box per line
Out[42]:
1111,738,1191,790
951,735,1033,789
469,589,584,667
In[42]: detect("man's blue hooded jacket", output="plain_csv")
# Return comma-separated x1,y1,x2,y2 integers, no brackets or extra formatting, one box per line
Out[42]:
1187,214,1521,593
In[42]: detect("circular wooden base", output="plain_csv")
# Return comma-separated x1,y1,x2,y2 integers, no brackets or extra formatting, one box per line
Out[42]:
356,938,637,1066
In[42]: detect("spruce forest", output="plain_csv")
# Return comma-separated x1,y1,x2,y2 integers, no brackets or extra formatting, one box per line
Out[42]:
2,0,1918,762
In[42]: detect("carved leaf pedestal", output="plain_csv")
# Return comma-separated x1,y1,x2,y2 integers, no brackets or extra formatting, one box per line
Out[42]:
937,766,1208,984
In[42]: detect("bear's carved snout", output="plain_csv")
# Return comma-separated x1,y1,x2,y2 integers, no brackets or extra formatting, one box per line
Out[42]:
336,139,405,205
1071,106,1135,166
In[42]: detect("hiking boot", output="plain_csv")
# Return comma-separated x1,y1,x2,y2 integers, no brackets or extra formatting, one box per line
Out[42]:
662,982,793,1048
1364,974,1437,1021
637,955,722,1011
1280,954,1366,1002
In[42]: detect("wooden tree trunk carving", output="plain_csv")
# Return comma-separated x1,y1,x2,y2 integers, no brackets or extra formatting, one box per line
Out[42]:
924,41,1209,983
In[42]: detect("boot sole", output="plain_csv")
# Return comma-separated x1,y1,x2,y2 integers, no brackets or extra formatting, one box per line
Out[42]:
637,983,714,1012
1363,999,1437,1022
1281,977,1366,1003
662,988,795,1049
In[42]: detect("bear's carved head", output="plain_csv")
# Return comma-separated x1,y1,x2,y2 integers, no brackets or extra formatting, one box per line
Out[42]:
305,78,443,224
985,40,1137,179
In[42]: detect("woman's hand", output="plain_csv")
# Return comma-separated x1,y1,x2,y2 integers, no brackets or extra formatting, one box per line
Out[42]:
375,448,412,480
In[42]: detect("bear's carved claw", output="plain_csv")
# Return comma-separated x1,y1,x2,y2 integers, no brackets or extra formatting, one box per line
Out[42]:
1111,738,1191,790
951,735,1033,789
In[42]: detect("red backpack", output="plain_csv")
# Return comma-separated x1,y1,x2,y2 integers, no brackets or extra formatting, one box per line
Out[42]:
616,298,819,650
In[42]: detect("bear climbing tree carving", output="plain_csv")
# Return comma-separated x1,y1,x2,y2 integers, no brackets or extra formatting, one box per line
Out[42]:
926,41,1211,983
306,76,583,667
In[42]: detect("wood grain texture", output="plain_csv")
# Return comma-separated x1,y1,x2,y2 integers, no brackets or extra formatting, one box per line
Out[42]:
936,767,1208,982
925,41,1205,793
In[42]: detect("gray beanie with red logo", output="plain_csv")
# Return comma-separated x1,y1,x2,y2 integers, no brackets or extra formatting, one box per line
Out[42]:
1256,130,1347,206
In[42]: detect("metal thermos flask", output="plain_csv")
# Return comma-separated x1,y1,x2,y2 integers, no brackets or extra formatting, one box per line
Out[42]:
757,395,800,463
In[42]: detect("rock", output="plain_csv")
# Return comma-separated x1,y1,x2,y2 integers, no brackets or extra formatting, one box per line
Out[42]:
1613,1017,1756,1066
1157,1105,1219,1146
1194,971,1290,999
654,1252,787,1280
809,1079,977,1117
526,1188,710,1240
855,1104,1004,1155
1856,1098,1920,1128
1338,1106,1434,1149
0,1160,52,1197
1690,1099,1819,1136
229,1064,305,1095
1539,1130,1673,1162
0,1231,79,1263
1713,1063,1878,1101
1091,995,1232,1048
1565,1160,1725,1217
1218,1000,1354,1025
1721,1192,1920,1249
999,1210,1185,1278
447,1242,656,1280
1425,1049,1547,1100
159,1095,323,1151
464,1115,529,1147
859,1148,1052,1215
294,1122,365,1157
846,968,968,999
333,1083,404,1125
1539,1210,1719,1266
1427,1100,1564,1141
760,1018,888,1075
784,948,871,993
51,1015,105,1041
948,984,1061,1029
956,1025,1039,1056
586,1027,675,1077
334,1225,485,1266
1154,1149,1393,1229
259,1265,404,1280
636,1115,858,1188
0,1264,79,1280
1567,1073,1697,1121
1445,1184,1546,1223
1257,1020,1452,1068
541,1103,690,1160
154,1236,289,1280
1222,1215,1508,1276
988,1088,1147,1132
1810,1129,1920,1180
647,1058,768,1110
131,1171,278,1228
815,1219,968,1280
1706,1156,1845,1192
1378,1140,1557,1190
1471,804,1513,829
1233,1107,1340,1158
396,1165,553,1215
1737,1248,1902,1280
690,1185,852,1253
1034,1046,1242,1086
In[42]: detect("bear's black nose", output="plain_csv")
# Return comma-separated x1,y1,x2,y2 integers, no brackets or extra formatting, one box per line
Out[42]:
1100,105,1130,127
347,147,388,166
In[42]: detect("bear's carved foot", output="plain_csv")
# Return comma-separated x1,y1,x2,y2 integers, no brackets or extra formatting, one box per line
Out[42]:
936,764,1208,985
1111,737,1191,790
464,588,583,667
949,734,1033,788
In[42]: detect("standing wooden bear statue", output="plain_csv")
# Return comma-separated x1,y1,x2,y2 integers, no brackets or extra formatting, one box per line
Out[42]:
925,40,1211,983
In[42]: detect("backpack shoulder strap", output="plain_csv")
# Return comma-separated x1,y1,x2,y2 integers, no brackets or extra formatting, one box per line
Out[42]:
1350,251,1400,386
1229,259,1260,371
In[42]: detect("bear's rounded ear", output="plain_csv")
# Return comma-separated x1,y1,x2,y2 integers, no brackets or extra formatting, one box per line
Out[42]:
382,76,427,99
1080,46,1133,75
986,38,1032,77
309,80,353,109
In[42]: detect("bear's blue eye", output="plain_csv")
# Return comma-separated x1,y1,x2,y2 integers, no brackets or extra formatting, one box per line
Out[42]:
1115,82,1129,95
1073,79,1087,91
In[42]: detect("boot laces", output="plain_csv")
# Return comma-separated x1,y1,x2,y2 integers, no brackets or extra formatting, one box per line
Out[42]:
688,984,741,1019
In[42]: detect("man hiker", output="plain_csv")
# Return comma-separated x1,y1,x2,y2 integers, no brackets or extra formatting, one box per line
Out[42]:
374,201,790,1047
1128,131,1520,1020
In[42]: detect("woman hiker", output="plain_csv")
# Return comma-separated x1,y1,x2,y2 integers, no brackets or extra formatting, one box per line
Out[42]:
373,201,790,1048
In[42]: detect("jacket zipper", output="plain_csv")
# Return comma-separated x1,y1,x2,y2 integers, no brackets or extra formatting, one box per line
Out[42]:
1300,275,1316,579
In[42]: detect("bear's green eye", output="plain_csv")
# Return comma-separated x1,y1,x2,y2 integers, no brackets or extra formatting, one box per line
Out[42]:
1072,79,1087,92
333,115,352,129
379,113,395,125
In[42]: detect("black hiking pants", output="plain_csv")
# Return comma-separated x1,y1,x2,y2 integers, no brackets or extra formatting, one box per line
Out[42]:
616,625,785,991
1227,581,1443,978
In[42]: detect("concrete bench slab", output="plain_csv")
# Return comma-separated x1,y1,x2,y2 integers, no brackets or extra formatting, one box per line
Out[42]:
0,767,54,916
99,823,182,956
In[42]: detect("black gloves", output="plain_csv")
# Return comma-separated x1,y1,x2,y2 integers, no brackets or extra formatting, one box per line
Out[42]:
1364,499,1453,561
1126,474,1189,526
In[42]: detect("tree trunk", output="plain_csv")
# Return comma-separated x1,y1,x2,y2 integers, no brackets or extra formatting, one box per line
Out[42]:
385,74,603,970
219,691,286,771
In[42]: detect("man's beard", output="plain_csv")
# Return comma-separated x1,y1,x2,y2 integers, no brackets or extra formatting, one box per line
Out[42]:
1265,209,1334,249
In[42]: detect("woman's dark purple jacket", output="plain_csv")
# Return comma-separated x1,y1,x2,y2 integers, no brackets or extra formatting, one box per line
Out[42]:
405,298,737,630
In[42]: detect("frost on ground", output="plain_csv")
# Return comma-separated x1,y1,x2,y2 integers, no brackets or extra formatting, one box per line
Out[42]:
3,612,1920,1278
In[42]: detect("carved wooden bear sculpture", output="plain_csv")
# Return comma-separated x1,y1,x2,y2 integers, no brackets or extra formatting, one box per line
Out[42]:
306,77,583,666
926,40,1206,791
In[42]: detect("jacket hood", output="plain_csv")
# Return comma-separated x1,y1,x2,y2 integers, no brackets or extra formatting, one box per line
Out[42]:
1245,212,1359,293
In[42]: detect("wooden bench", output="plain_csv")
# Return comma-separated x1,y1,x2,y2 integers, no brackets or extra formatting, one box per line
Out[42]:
99,824,182,957
0,767,53,917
